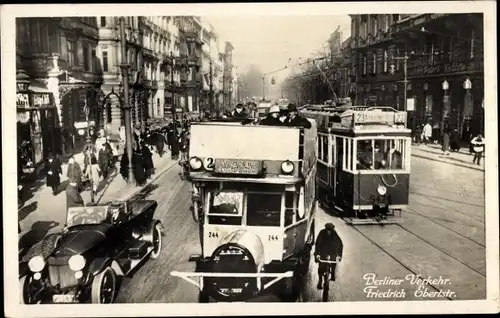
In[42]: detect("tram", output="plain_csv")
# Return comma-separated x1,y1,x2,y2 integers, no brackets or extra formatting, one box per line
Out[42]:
302,106,412,225
171,117,318,302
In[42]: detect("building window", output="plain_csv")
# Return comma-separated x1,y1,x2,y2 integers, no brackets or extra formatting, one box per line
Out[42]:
372,52,377,74
67,40,75,68
102,51,108,72
383,50,388,72
384,15,389,32
100,17,106,27
392,14,399,22
373,17,378,35
363,56,367,75
83,42,90,71
91,48,97,72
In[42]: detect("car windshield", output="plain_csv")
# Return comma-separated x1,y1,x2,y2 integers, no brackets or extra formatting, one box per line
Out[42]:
66,206,110,227
356,139,406,170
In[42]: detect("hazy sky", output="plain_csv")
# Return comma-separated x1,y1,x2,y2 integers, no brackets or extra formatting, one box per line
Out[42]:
205,15,351,84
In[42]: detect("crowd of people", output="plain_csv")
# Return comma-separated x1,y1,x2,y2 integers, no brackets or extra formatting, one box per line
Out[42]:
414,122,485,165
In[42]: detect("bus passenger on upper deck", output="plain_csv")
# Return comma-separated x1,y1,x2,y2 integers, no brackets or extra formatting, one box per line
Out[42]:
284,103,312,129
232,103,248,118
260,105,282,126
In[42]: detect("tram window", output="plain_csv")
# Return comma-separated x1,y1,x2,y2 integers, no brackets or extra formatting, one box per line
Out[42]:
317,136,322,159
208,191,243,225
345,139,355,171
356,139,406,170
336,137,344,168
247,192,282,227
284,191,295,227
321,136,329,162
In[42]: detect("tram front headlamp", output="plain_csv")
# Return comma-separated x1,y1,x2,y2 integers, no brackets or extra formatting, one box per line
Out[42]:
28,255,45,272
281,160,294,174
68,255,86,271
189,157,203,170
377,185,387,196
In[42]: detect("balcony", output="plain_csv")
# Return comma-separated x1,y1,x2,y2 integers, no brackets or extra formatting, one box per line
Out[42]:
143,48,154,59
151,80,158,89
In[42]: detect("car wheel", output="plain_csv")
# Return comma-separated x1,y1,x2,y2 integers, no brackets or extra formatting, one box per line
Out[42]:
91,267,116,304
151,223,162,259
20,275,41,304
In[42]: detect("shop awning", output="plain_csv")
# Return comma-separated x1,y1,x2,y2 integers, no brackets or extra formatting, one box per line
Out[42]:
28,80,51,93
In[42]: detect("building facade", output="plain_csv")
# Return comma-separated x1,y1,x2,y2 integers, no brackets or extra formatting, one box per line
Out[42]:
16,17,102,160
222,41,235,111
350,13,484,137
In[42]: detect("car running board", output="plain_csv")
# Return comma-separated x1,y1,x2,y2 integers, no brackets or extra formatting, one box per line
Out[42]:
124,246,154,276
171,271,293,291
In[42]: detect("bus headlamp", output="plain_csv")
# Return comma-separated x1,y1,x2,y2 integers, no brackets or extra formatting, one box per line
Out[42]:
281,160,294,174
68,255,86,271
189,157,203,170
28,255,45,272
377,185,387,196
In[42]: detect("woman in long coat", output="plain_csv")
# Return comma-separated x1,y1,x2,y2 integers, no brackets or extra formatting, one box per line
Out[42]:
120,148,130,182
141,142,155,179
441,127,450,155
132,148,147,186
46,153,62,195
450,129,461,152
155,130,166,157
98,143,110,179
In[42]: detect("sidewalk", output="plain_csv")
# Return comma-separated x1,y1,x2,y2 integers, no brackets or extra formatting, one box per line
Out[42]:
18,151,177,265
411,143,484,172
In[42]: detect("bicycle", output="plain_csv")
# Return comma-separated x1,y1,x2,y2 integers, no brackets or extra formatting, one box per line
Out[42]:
317,255,341,302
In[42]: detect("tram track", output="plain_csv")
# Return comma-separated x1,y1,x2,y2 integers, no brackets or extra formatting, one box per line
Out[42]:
349,225,455,301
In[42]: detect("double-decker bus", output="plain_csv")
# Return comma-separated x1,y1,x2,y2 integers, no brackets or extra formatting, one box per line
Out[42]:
302,106,411,225
171,118,317,302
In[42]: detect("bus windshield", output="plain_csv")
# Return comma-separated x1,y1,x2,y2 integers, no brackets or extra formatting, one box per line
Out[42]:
356,139,407,171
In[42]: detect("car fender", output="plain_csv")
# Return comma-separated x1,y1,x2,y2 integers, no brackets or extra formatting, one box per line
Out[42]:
88,258,124,277
140,220,165,243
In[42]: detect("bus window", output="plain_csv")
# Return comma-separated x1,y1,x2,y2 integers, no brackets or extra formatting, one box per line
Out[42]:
246,192,282,227
284,191,295,227
208,191,243,225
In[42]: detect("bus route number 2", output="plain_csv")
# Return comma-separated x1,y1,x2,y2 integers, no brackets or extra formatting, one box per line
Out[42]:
209,231,219,238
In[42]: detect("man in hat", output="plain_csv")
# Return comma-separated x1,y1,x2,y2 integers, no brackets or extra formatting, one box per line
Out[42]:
314,222,343,289
231,103,248,118
260,105,283,126
284,103,312,128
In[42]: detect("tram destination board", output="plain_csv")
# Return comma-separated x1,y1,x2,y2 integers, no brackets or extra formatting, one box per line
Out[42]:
214,159,262,175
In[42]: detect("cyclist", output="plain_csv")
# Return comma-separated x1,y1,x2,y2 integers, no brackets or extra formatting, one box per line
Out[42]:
314,222,344,290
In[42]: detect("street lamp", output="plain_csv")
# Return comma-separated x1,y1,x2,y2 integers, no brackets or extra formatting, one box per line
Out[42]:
392,52,409,117
462,77,472,136
440,79,449,133
169,51,180,160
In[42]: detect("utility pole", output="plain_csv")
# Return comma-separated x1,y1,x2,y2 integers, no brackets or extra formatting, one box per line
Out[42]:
170,51,179,160
209,58,214,115
119,17,134,184
262,75,266,100
393,52,410,127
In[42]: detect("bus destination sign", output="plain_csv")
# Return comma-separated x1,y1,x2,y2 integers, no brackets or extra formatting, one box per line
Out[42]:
215,159,262,175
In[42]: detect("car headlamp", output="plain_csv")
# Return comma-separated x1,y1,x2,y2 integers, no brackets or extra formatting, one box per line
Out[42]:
377,185,387,196
189,157,203,170
28,255,45,272
281,160,294,174
68,255,86,271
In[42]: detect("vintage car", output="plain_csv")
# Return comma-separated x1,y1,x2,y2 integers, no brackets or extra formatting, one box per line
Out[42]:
19,200,164,304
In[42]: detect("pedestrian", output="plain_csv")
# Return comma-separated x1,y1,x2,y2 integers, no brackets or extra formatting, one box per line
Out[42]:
231,103,248,118
104,137,115,167
179,129,190,165
155,129,166,157
260,105,283,126
471,133,485,165
98,143,110,179
422,122,432,145
45,153,62,195
450,129,461,152
132,148,147,186
414,125,422,145
67,154,83,191
432,123,440,144
83,145,100,196
66,181,84,210
283,103,312,128
141,141,155,179
120,148,130,182
441,127,450,155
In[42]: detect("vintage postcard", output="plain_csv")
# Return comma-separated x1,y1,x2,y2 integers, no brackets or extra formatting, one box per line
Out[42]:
2,1,498,317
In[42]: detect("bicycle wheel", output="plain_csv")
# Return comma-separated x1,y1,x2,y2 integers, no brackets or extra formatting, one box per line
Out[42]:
322,271,329,302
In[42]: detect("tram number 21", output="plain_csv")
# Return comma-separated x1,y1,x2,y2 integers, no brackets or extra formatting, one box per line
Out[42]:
208,232,219,238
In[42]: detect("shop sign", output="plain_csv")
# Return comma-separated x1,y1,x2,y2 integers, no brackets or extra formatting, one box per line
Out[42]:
33,93,51,106
406,98,415,111
408,60,484,77
17,93,30,108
